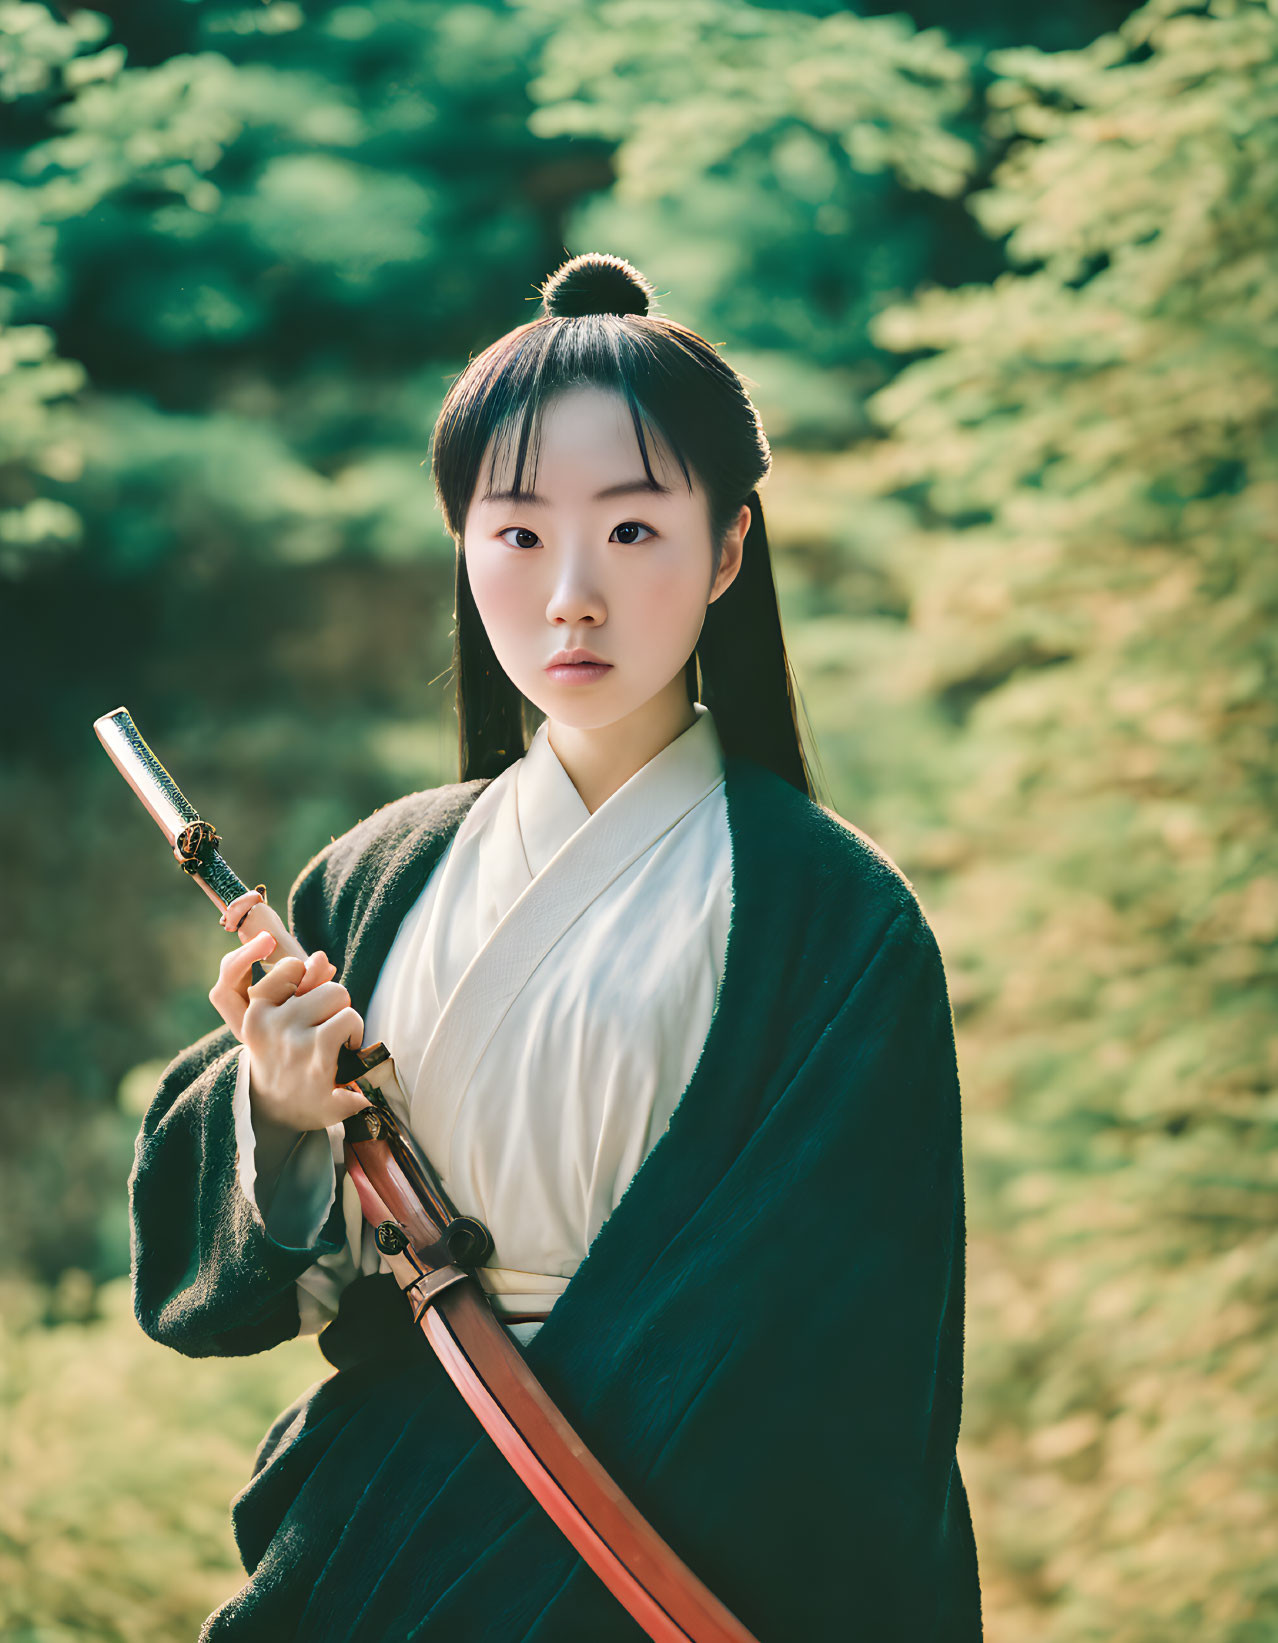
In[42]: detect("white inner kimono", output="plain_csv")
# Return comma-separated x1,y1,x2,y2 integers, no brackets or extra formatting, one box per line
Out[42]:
232,703,732,1347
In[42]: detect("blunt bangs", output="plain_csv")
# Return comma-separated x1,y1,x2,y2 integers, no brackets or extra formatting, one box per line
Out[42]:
433,316,752,551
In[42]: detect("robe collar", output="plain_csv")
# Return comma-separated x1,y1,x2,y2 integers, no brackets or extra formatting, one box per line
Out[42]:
338,704,732,1023
413,702,728,1168
330,704,732,1141
515,700,725,879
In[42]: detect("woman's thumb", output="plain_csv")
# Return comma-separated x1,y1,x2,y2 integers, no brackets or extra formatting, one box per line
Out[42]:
334,1087,375,1120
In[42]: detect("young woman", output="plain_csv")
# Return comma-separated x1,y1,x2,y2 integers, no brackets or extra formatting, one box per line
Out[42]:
130,252,983,1641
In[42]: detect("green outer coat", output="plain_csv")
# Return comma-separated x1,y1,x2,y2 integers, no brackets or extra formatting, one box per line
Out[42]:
129,755,984,1641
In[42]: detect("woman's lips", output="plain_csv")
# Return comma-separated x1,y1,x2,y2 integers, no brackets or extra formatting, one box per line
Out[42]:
545,662,613,684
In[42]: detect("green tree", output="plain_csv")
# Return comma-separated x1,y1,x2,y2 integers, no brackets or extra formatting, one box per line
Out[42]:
852,0,1278,1634
0,3,104,571
522,0,988,446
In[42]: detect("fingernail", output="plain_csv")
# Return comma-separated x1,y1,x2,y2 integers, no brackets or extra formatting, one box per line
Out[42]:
261,934,276,953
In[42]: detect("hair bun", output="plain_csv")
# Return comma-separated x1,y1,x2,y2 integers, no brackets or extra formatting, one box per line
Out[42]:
540,252,654,319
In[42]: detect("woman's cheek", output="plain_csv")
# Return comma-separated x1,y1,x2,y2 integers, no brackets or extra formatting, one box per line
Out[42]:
639,563,707,652
469,551,535,642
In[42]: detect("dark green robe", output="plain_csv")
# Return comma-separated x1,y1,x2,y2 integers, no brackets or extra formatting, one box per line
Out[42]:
129,755,983,1640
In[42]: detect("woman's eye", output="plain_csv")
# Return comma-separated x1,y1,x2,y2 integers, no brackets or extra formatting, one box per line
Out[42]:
499,522,653,548
611,521,654,544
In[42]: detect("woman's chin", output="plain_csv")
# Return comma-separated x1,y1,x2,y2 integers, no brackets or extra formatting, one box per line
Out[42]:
520,677,625,728
519,667,695,738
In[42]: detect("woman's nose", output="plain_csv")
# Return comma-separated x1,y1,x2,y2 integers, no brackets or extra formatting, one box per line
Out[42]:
545,558,606,626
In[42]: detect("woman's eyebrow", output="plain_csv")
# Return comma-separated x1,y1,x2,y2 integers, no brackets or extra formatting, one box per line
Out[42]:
482,478,674,506
593,477,674,501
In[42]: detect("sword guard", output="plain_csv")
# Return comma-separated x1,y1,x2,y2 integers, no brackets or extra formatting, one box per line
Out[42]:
174,818,221,874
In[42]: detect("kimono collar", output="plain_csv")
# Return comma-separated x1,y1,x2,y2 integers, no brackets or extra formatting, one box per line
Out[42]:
515,701,726,879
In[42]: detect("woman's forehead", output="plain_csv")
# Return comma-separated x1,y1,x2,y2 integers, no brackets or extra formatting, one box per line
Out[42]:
479,391,692,500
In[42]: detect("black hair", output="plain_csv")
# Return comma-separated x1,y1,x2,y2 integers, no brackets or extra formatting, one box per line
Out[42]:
430,250,825,801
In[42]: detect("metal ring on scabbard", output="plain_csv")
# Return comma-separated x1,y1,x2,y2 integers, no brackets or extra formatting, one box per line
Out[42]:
174,818,221,874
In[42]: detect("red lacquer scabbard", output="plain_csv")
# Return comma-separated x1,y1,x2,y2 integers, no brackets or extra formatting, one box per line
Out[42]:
343,1141,762,1643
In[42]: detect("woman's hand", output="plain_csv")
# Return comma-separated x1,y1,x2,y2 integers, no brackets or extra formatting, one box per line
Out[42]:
210,930,373,1136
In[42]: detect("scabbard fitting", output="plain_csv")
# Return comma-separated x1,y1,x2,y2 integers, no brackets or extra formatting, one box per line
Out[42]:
404,1263,468,1322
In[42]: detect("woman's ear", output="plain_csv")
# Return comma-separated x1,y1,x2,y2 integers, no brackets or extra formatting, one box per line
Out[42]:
708,503,750,605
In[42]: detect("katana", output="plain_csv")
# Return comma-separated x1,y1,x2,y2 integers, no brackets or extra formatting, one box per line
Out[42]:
95,704,760,1643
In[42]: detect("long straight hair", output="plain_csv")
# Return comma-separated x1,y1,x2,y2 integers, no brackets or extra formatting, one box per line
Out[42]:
430,255,825,802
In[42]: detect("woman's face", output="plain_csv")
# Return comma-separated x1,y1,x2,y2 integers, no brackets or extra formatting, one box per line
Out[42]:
463,384,746,734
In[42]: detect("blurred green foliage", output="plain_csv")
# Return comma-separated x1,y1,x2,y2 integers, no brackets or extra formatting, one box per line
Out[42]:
2,0,1274,1637
0,1273,325,1640
857,2,1278,1629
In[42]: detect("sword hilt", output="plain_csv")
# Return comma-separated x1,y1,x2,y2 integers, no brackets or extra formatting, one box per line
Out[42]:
93,704,469,1228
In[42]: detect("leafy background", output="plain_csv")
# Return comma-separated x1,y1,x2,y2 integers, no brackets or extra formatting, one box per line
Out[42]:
1,0,1274,1636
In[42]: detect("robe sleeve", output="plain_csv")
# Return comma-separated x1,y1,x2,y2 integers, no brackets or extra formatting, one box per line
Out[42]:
127,840,350,1358
721,901,976,1638
230,1044,341,1252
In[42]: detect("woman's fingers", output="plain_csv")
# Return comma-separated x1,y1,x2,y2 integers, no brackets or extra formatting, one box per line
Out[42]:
212,939,338,1046
214,929,276,999
316,1005,364,1057
209,930,278,1038
246,956,308,1004
293,950,337,998
218,940,368,1132
277,977,352,1028
331,1085,374,1119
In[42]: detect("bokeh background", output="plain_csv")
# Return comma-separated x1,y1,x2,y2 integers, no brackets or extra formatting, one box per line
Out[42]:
2,0,1275,1636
